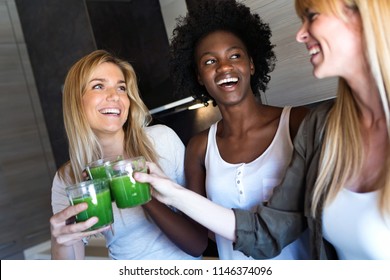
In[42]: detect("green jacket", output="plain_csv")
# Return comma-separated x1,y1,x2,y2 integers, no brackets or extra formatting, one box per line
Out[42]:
233,100,338,260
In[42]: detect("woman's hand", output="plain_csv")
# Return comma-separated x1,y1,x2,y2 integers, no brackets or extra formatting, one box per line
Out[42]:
50,203,109,247
134,161,184,206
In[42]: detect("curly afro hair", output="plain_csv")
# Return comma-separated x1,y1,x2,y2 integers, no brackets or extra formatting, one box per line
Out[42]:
170,0,276,105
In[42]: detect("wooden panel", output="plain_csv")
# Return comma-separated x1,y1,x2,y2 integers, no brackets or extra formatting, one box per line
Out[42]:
0,1,14,43
0,0,56,259
243,0,337,106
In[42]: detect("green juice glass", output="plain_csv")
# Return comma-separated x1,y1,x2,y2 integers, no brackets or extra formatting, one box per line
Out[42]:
86,155,123,201
106,156,151,208
65,179,114,230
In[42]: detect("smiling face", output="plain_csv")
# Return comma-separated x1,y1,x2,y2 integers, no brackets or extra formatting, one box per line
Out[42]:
195,30,255,106
296,3,364,81
82,62,130,137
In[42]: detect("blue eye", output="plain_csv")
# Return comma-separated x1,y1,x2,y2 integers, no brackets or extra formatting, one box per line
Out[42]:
92,84,103,90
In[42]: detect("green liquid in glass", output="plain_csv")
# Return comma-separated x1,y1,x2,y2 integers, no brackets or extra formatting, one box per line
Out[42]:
89,165,116,202
110,175,151,208
89,165,107,179
73,188,114,230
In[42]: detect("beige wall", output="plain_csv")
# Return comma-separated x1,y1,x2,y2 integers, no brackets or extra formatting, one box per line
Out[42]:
244,0,337,106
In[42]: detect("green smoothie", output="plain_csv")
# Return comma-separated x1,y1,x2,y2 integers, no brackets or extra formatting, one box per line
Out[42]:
72,188,114,230
88,165,107,179
110,175,151,208
87,156,123,202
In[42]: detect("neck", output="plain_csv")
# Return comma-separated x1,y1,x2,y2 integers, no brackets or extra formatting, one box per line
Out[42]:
96,130,125,157
347,74,385,126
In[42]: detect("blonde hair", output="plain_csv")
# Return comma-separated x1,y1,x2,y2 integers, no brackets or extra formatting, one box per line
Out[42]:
295,0,390,218
62,50,158,182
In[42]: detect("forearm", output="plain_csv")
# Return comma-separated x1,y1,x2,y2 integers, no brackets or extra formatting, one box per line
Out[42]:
51,237,85,259
143,198,208,256
170,186,236,241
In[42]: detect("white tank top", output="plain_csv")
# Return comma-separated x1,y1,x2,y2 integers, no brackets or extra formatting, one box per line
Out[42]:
205,106,310,260
323,188,390,259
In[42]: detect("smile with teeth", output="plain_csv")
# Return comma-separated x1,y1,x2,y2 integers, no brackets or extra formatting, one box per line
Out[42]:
309,46,321,56
99,108,121,115
216,77,239,87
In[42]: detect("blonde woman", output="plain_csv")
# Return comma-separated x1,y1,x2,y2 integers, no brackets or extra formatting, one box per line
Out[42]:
135,0,390,259
50,50,201,260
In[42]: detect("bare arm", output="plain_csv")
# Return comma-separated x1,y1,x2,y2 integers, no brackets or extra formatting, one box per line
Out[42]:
134,162,236,242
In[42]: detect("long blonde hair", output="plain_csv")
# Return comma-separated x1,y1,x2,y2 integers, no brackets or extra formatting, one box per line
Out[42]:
295,0,390,218
62,50,158,182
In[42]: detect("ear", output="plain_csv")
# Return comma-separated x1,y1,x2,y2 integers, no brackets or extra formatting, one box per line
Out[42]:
250,58,255,75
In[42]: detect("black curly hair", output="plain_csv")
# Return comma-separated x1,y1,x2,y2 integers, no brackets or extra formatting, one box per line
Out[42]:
170,0,276,105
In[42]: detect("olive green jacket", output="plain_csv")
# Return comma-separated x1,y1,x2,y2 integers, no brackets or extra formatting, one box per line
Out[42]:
233,100,338,260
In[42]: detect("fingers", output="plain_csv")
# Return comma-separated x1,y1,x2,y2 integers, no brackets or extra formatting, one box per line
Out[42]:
50,203,88,227
50,203,102,247
145,161,168,178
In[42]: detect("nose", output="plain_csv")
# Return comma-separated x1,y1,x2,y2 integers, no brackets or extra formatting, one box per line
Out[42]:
296,22,309,43
217,59,233,73
106,88,120,102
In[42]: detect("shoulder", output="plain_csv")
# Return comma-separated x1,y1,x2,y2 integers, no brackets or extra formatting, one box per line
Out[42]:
145,124,177,137
296,99,335,147
289,105,310,139
187,127,209,149
303,99,334,127
56,161,74,184
145,124,183,144
186,128,210,161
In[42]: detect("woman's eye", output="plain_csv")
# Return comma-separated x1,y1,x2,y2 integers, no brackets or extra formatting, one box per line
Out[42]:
205,59,216,65
118,85,127,92
307,11,318,22
92,84,103,90
231,53,241,59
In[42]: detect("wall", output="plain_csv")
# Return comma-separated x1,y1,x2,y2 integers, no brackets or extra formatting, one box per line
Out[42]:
15,0,97,169
0,0,56,259
244,0,337,106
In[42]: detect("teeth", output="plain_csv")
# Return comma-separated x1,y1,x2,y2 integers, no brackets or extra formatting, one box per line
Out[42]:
216,77,238,85
99,108,120,115
309,47,320,55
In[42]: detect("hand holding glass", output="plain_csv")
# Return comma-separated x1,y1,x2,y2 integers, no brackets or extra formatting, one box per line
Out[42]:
105,156,151,208
65,179,114,230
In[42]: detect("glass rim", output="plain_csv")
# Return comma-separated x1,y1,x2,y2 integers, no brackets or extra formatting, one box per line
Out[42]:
65,178,109,192
109,156,146,166
85,155,123,168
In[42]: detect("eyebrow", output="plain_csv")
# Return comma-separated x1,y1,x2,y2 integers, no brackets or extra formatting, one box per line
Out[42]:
199,46,246,57
88,78,126,84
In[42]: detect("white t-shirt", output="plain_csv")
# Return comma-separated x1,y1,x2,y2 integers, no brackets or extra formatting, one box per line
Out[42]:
205,107,310,260
323,188,390,259
52,124,199,260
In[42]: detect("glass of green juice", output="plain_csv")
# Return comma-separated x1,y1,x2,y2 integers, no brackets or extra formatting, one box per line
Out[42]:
86,155,123,180
86,155,123,201
105,156,151,208
65,179,114,230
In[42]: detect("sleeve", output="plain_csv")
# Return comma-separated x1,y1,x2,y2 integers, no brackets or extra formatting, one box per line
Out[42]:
146,124,186,187
51,171,71,215
232,114,311,259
